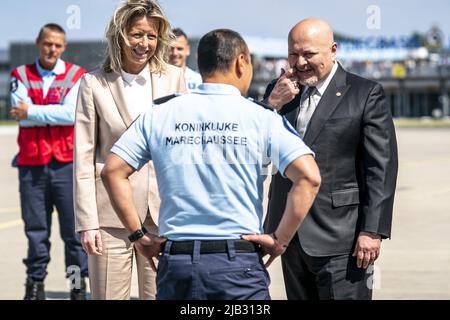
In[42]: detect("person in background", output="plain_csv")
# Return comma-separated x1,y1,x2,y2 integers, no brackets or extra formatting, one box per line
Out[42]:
74,0,186,300
169,28,202,91
10,23,88,300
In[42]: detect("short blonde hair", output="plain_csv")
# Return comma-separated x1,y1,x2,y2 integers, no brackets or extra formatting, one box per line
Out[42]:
103,0,172,74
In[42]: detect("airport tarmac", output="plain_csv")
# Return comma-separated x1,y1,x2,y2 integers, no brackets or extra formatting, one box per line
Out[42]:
1,126,449,299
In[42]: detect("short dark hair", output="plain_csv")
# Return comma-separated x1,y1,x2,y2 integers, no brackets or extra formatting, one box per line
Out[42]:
37,23,66,41
173,28,188,40
197,29,249,77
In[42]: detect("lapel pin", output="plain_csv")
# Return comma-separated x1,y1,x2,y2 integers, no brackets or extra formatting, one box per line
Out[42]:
336,92,342,97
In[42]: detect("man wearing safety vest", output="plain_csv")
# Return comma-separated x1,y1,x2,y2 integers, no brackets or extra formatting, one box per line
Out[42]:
10,23,88,300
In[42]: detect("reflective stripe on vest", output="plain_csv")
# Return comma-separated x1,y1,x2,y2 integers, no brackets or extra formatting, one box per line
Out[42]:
14,62,85,165
16,65,29,87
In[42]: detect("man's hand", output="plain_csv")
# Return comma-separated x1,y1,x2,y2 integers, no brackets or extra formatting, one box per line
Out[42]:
134,234,167,272
241,234,287,268
266,68,300,110
352,231,382,269
10,101,29,121
80,229,103,256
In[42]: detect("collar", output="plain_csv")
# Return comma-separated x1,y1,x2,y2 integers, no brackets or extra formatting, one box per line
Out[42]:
121,64,150,85
35,59,65,76
305,61,338,97
193,83,241,96
185,66,195,75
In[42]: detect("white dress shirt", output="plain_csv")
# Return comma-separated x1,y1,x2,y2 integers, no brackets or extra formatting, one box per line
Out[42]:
296,61,338,133
121,65,153,120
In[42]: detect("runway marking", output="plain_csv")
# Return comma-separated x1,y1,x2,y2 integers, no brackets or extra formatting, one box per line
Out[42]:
1,207,23,231
0,207,20,214
0,208,57,231
411,187,450,199
400,158,450,169
434,188,450,196
0,219,23,230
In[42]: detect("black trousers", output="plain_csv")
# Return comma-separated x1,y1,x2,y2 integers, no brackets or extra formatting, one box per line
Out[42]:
281,234,373,300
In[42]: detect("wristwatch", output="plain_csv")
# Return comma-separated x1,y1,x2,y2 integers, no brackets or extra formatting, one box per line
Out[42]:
128,226,148,242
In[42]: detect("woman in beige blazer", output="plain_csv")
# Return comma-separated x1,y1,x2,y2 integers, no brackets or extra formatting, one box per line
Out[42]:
74,0,186,300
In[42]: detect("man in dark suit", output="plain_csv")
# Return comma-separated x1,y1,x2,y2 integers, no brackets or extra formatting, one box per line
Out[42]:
264,18,398,300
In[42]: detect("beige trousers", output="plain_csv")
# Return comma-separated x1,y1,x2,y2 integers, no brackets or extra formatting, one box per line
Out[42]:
88,217,158,300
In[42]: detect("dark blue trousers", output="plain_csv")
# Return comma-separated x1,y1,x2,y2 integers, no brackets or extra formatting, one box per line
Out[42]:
156,240,271,300
19,158,88,281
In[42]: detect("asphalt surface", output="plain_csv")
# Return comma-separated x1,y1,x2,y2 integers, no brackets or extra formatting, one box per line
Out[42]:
1,125,449,299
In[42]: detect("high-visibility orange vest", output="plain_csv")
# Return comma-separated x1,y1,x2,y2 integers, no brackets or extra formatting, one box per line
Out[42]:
11,62,85,165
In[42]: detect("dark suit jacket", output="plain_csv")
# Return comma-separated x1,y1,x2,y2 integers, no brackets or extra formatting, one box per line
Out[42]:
264,64,398,256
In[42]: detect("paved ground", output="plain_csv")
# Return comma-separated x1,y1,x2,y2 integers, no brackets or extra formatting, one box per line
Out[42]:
1,125,449,299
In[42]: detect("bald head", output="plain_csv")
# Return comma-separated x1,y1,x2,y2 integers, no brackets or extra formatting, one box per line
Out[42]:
289,19,334,46
287,18,337,86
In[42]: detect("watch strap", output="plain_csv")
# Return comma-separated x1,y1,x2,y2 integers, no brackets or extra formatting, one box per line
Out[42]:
128,226,148,242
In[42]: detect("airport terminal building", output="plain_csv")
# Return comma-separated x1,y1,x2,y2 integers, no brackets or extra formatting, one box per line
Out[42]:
1,29,449,120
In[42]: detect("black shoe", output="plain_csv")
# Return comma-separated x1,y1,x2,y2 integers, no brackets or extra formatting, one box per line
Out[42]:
24,279,45,300
70,278,87,300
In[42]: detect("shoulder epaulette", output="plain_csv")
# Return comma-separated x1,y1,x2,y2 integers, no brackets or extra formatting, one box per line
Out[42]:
153,93,184,105
247,97,274,111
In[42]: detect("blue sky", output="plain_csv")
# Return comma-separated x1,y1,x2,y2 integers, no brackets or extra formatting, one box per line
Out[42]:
1,0,449,48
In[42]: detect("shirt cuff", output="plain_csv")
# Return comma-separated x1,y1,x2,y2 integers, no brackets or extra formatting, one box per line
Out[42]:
26,104,39,122
110,145,142,171
279,149,315,178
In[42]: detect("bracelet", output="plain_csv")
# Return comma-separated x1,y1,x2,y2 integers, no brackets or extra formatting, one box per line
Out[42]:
271,232,288,248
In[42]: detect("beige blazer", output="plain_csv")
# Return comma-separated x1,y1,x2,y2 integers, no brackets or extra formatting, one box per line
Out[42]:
74,65,186,232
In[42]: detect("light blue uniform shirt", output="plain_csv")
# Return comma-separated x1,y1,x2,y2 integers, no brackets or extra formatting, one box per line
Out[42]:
184,67,202,92
10,59,81,127
111,83,313,240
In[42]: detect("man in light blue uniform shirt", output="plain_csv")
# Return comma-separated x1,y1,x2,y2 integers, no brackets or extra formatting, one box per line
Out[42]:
102,29,321,300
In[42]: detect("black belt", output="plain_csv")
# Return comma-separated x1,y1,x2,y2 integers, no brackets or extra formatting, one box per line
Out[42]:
164,240,260,254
